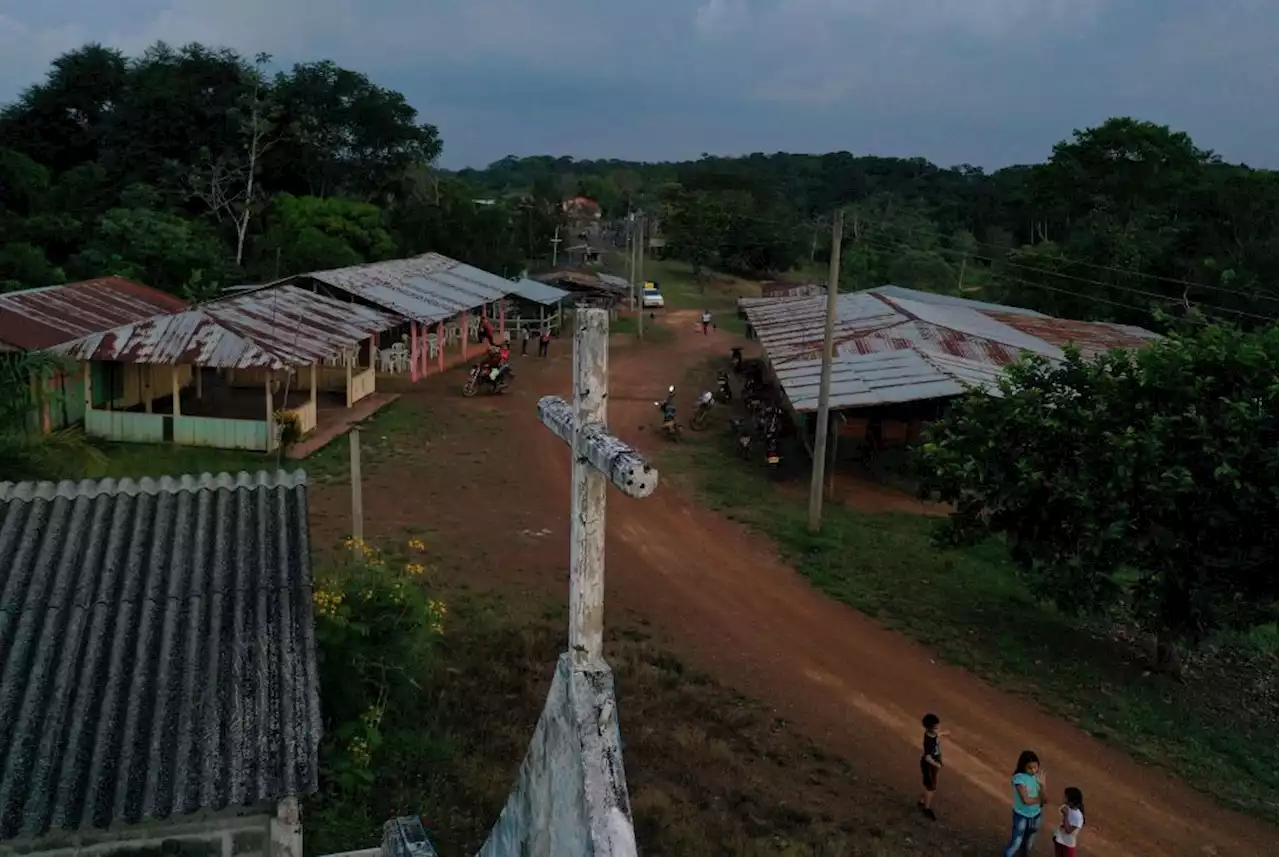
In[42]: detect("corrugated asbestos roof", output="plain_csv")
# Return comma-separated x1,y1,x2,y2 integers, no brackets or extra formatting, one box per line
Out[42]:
744,284,1158,412
0,471,320,840
0,278,191,351
296,253,515,323
53,285,397,369
506,278,571,306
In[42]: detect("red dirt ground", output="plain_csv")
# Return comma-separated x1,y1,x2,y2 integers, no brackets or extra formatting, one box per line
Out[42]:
308,309,1272,857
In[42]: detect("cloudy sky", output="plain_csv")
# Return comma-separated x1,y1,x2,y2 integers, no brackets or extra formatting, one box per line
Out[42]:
1,0,1276,170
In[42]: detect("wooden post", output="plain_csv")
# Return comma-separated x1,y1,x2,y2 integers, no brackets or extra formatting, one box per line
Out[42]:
171,366,181,416
265,373,275,453
310,363,317,409
537,307,659,669
437,321,446,373
345,356,354,407
195,366,203,399
460,311,469,360
82,362,92,414
142,366,153,413
807,209,843,533
350,428,364,549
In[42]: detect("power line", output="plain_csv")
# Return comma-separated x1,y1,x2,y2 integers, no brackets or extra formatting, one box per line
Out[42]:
854,228,1275,323
849,215,1278,303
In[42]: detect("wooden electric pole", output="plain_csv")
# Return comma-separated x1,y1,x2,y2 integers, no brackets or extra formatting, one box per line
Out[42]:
349,428,364,551
636,215,646,341
807,209,844,533
551,226,562,267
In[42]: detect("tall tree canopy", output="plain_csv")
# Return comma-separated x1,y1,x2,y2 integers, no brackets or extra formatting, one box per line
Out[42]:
915,318,1279,665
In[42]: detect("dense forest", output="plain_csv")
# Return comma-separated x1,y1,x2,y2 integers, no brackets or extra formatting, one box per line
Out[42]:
2,42,1277,332
0,43,565,298
462,127,1279,329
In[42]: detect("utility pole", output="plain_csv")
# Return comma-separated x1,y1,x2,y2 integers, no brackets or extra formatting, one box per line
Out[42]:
349,428,364,551
636,214,646,341
551,226,562,267
807,209,844,533
627,213,637,311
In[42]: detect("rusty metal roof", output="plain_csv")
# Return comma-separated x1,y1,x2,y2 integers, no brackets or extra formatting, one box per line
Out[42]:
293,253,515,323
52,286,397,369
986,312,1162,360
0,277,190,351
744,285,1158,412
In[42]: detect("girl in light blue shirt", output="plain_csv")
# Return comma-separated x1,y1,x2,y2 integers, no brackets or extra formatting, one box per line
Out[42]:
1002,750,1048,857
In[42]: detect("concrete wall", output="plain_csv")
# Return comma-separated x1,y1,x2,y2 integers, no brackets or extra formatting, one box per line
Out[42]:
476,654,637,857
1,800,301,857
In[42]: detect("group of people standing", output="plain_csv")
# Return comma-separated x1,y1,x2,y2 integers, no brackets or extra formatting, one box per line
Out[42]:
919,713,1086,856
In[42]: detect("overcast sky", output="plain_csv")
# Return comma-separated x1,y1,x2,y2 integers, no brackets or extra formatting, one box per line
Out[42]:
1,0,1276,171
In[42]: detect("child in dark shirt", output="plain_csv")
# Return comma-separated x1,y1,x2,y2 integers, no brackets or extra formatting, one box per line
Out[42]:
918,713,949,820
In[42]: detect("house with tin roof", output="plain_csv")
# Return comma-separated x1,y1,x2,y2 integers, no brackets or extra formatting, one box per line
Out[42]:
0,470,319,857
0,277,190,432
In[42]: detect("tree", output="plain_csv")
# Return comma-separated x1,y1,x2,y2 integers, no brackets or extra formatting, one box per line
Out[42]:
915,319,1278,670
253,194,397,277
187,53,280,266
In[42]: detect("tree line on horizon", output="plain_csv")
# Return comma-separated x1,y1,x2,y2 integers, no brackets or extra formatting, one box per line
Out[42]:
1,41,1276,333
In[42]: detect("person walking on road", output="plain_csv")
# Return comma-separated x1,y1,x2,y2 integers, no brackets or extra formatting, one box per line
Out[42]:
1052,787,1086,857
700,309,712,334
1002,750,1048,857
538,326,551,358
917,713,947,820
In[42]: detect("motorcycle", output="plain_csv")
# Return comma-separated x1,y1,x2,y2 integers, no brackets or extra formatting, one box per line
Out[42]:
714,370,732,403
730,347,744,374
729,417,753,459
462,361,511,397
764,434,782,472
654,385,683,441
690,390,715,431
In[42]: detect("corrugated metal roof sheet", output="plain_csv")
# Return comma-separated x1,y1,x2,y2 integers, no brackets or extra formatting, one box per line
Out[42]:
986,312,1162,360
298,253,515,323
507,278,571,306
774,350,1004,412
53,286,397,369
744,284,1157,412
0,278,190,351
0,470,320,839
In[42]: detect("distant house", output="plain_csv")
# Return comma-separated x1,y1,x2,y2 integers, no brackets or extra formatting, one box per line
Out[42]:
562,196,601,221
0,470,319,857
0,277,190,432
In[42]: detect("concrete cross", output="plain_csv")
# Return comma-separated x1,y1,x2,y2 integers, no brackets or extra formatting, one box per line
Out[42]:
537,307,659,668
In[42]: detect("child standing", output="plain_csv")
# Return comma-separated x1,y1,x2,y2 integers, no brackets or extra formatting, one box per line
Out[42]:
1052,788,1085,856
917,713,948,820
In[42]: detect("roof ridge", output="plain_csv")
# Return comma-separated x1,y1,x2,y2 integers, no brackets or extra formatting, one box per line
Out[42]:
0,470,309,502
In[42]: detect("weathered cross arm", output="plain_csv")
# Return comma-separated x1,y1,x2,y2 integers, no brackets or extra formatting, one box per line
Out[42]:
537,307,659,671
537,396,658,499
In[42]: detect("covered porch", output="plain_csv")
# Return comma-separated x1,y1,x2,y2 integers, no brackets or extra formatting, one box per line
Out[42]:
54,285,399,453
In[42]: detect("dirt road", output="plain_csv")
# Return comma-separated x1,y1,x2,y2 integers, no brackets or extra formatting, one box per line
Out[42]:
312,310,1272,857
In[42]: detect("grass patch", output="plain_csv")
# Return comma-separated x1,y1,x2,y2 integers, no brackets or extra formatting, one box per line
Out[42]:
611,313,676,344
661,429,1279,820
306,575,991,857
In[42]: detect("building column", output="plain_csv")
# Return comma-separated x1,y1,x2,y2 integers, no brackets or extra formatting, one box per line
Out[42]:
171,365,181,416
142,366,153,413
82,362,93,416
310,363,317,409
409,321,419,383
265,373,275,453
436,321,445,373
460,311,469,360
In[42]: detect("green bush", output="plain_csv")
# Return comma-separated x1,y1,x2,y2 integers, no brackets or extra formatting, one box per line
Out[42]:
311,537,446,799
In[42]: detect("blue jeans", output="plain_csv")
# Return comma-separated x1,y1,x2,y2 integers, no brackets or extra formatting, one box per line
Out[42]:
1001,811,1042,857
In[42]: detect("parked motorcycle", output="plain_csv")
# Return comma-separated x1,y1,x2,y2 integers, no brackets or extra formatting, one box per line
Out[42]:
690,390,715,431
654,385,683,441
729,417,753,459
462,362,511,397
714,370,732,403
764,434,782,472
730,347,744,374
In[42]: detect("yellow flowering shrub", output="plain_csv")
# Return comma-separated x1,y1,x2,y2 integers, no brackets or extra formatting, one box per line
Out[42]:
313,536,447,796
